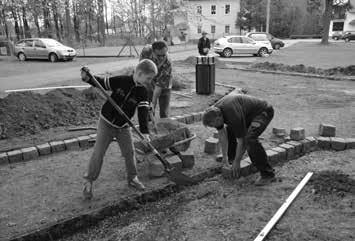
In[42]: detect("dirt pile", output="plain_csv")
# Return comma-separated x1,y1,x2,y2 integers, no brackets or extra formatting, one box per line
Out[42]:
310,170,355,198
251,62,355,76
0,88,104,138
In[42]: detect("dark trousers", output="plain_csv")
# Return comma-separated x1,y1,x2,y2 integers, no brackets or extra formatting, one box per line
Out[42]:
227,106,275,177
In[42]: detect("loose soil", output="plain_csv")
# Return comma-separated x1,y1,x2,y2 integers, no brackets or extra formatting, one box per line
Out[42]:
1,63,354,239
57,150,355,241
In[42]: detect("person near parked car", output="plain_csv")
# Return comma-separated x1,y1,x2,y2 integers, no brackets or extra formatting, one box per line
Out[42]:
140,40,172,118
202,94,276,186
198,31,211,56
80,59,158,199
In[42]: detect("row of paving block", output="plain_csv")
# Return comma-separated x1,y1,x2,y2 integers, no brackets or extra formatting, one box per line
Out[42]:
217,136,355,179
272,123,337,140
0,112,204,166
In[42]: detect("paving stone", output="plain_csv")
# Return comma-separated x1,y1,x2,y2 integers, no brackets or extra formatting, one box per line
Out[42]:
49,141,66,153
204,137,219,154
221,166,233,179
148,158,165,178
279,143,295,160
0,152,9,165
317,137,331,149
213,130,219,139
271,147,287,162
319,123,336,137
89,134,97,139
240,160,253,177
178,150,195,169
21,147,39,161
266,150,279,165
192,112,202,122
184,114,194,124
174,115,185,123
306,136,318,151
166,155,183,170
36,143,52,156
345,138,355,149
7,150,23,163
64,138,80,151
216,154,223,163
272,127,287,137
286,141,303,156
169,117,177,121
330,137,346,151
290,127,305,141
299,139,311,153
77,136,91,148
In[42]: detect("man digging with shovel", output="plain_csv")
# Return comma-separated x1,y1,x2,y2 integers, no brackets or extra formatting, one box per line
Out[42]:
80,59,158,199
202,94,276,186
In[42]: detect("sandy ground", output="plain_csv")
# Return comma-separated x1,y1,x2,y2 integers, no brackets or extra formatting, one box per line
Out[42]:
57,150,355,241
0,64,354,239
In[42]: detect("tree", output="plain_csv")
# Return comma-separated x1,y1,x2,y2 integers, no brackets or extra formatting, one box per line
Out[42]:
308,0,351,44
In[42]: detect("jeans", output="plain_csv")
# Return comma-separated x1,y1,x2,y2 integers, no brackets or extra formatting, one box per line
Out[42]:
84,117,137,182
227,106,275,177
156,88,171,118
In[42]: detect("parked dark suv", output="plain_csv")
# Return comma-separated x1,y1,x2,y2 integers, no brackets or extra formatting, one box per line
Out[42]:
342,31,355,42
246,32,285,49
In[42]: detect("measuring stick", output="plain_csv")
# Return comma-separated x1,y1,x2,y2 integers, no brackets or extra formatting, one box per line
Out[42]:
5,85,90,93
254,172,313,241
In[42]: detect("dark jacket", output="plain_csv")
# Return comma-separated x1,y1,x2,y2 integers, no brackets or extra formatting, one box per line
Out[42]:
198,37,211,55
88,75,150,134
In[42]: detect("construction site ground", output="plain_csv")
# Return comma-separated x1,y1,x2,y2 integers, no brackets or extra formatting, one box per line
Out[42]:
1,61,355,240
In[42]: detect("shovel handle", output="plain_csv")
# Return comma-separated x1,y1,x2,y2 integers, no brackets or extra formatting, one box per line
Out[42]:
82,69,172,170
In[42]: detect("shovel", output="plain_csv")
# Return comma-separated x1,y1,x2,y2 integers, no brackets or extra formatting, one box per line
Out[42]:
82,68,197,187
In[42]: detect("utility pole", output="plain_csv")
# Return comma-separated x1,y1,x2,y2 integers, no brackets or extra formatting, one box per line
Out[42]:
266,0,271,33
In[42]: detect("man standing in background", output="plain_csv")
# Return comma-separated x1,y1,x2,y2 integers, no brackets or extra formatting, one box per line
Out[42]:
198,31,211,56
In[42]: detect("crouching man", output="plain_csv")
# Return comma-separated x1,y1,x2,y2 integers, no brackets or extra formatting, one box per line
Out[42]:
80,59,158,199
202,94,276,186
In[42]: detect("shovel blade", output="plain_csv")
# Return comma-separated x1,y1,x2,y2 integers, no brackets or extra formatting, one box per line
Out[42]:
167,168,197,186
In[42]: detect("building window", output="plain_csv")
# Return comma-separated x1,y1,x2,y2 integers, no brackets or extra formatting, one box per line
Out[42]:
211,5,216,15
197,25,202,34
225,4,230,14
225,25,230,34
197,5,202,15
211,25,216,34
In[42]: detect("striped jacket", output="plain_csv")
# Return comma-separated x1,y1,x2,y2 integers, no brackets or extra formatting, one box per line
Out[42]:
89,75,150,134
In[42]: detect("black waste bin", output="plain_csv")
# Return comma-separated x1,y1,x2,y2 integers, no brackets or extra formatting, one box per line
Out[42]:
195,56,215,95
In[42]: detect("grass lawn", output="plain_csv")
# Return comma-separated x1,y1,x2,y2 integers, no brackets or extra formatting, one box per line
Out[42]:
256,41,355,69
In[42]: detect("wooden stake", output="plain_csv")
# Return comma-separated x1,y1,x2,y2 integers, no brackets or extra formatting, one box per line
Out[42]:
254,172,313,241
5,85,90,93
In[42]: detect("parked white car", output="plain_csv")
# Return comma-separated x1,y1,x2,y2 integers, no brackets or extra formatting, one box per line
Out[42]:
14,38,76,62
213,35,273,57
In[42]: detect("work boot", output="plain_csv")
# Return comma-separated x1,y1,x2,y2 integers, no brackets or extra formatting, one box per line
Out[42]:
128,176,146,191
254,175,276,186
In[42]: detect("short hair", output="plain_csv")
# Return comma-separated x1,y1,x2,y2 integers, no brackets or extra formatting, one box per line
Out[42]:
136,59,158,76
152,40,168,50
202,106,222,127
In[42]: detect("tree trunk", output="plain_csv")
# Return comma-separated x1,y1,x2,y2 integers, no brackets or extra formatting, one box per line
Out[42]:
33,11,41,37
51,2,61,41
321,0,332,44
22,7,31,38
10,6,21,41
151,0,155,40
72,3,80,43
104,0,109,35
97,0,105,46
42,0,52,37
65,0,72,45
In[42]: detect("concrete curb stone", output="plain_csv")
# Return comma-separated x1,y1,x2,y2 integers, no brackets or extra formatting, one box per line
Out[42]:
286,141,303,156
345,138,355,149
49,141,66,153
36,143,52,156
290,127,305,141
77,136,91,148
21,147,39,161
266,149,279,165
271,147,287,163
317,137,331,149
330,137,347,151
0,152,9,165
7,150,23,163
306,136,318,151
64,138,80,151
319,123,336,137
279,143,295,160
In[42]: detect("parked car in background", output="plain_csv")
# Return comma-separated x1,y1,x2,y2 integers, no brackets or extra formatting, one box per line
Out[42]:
331,31,343,40
341,31,355,42
14,38,76,62
246,32,285,50
213,35,273,58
